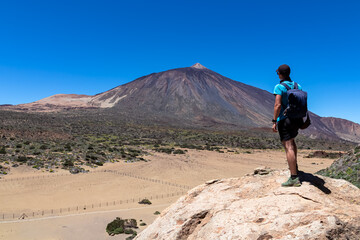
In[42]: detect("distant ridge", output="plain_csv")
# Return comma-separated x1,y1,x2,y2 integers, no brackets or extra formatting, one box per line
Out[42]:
1,64,360,143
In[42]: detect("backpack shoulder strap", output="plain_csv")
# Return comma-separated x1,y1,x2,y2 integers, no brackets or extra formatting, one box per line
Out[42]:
294,82,298,89
280,83,291,90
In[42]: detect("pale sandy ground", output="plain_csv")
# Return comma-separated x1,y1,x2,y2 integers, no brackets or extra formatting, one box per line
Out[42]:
0,148,335,240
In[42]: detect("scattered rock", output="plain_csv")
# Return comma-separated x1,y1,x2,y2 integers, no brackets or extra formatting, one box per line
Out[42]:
254,166,272,175
69,166,85,174
205,179,220,185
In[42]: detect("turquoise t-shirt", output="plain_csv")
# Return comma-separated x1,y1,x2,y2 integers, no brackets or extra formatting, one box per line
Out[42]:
273,80,302,121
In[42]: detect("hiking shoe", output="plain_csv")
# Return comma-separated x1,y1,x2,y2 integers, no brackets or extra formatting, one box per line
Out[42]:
281,177,301,187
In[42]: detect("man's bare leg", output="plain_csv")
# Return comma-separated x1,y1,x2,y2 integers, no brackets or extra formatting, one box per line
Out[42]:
282,138,298,175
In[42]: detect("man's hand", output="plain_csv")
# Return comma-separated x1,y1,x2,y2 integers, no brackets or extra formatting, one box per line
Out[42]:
272,123,277,132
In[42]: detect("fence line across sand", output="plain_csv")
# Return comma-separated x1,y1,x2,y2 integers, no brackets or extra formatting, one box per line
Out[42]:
0,191,186,222
98,169,191,190
0,169,192,190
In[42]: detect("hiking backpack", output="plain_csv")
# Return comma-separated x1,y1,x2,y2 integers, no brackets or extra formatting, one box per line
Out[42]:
281,82,308,119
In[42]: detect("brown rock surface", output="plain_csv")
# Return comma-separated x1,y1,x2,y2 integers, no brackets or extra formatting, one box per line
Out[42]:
135,168,360,240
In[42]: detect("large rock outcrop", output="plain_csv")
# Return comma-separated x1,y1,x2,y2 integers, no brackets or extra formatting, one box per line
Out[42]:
136,168,360,240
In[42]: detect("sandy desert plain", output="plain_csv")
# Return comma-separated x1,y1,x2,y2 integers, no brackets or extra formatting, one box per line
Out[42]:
0,147,335,240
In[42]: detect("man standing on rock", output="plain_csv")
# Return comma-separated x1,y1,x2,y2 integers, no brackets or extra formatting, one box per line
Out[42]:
272,64,303,187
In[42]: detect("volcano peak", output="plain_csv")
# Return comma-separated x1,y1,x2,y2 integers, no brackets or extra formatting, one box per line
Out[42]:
191,63,207,69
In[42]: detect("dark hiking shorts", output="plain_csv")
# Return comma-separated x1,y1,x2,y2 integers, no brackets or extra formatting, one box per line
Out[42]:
278,117,303,142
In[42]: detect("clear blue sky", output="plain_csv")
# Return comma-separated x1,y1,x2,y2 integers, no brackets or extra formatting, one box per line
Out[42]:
1,0,359,124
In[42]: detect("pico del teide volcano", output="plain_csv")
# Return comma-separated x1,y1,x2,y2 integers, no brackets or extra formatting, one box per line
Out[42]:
2,63,360,143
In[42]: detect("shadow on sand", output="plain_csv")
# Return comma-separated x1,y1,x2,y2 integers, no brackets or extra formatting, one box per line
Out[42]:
298,171,332,194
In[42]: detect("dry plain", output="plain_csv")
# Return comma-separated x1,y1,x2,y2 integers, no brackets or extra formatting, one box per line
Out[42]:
0,148,335,240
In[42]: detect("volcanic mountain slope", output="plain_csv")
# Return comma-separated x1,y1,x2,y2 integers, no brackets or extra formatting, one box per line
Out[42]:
2,63,360,143
11,94,93,111
89,63,274,127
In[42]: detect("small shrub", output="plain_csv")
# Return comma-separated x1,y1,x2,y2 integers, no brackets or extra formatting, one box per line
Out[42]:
16,156,28,163
173,149,185,154
124,228,135,234
138,198,152,205
126,234,137,240
0,147,6,154
154,211,160,215
63,159,74,167
39,144,48,150
140,222,146,226
113,227,124,234
155,147,174,154
354,146,360,154
106,217,138,236
64,143,72,151
106,217,125,235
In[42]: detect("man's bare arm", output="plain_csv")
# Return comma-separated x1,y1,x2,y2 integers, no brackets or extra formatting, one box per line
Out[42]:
272,95,282,132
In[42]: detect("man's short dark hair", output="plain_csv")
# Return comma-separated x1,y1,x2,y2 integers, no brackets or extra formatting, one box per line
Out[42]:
276,64,291,77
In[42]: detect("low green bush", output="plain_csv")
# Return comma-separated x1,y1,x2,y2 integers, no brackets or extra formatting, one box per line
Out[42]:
106,217,138,236
0,147,6,154
138,198,152,205
113,227,124,234
106,217,125,235
124,228,135,234
39,144,48,150
16,156,28,163
173,149,185,154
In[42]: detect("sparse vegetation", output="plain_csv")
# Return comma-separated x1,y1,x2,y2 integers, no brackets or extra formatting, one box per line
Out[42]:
0,110,356,175
154,211,160,215
106,217,138,237
317,146,360,188
173,149,185,154
138,198,152,205
0,147,6,154
305,151,343,159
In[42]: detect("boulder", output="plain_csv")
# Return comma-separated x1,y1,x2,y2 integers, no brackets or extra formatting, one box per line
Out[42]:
135,169,360,240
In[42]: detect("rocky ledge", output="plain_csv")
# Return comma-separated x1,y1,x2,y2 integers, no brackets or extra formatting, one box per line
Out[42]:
135,168,360,240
